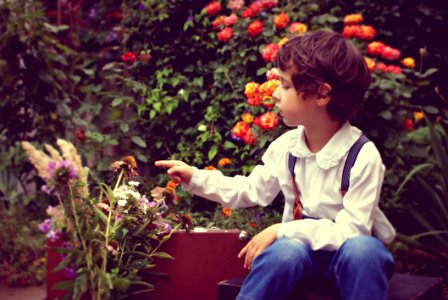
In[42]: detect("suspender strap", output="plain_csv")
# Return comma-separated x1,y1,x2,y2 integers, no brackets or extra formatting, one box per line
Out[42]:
288,155,303,220
341,135,370,195
288,134,370,219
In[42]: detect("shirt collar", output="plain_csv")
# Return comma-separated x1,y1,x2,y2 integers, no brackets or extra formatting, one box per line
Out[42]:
288,121,362,169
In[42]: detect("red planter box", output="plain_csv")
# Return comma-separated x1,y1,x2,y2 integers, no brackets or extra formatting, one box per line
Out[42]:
47,229,248,300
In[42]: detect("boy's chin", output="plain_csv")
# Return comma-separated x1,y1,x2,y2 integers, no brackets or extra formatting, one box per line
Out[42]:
281,117,299,127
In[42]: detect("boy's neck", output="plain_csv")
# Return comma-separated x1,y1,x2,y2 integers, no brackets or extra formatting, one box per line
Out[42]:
304,120,343,153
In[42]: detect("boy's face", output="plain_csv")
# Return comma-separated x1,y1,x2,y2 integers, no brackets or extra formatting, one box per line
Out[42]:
273,67,321,128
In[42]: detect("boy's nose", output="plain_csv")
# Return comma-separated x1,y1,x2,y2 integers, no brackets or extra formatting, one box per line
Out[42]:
272,87,280,103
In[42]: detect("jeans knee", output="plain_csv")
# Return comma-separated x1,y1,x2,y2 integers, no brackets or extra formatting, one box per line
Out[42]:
254,238,311,273
337,236,394,273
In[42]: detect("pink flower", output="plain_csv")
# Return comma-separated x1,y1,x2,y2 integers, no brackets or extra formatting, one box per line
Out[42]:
262,43,280,62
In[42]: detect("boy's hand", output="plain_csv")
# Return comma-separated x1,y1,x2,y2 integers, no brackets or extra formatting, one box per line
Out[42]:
238,223,280,269
155,160,194,185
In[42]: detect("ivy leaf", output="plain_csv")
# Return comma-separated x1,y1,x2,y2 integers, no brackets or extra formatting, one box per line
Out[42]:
131,136,147,148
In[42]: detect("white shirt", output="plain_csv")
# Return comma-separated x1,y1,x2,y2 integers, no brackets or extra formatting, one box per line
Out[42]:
184,122,396,251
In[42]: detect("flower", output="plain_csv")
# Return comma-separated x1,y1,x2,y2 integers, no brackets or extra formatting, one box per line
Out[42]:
37,219,52,233
288,22,307,34
259,79,280,97
75,129,86,141
48,159,78,185
273,13,289,29
205,166,217,170
242,130,257,145
344,13,363,25
222,207,233,217
255,111,279,130
366,41,385,56
277,37,288,48
381,46,400,61
248,20,263,37
109,156,139,178
224,14,238,26
414,111,424,121
266,67,279,80
228,0,245,11
138,52,152,63
218,158,232,167
242,113,254,123
403,118,414,132
217,27,233,42
242,1,263,18
117,199,127,207
261,0,278,9
205,1,221,16
343,25,376,40
231,121,250,139
245,82,261,99
120,51,136,65
212,15,226,29
364,57,376,72
261,43,279,62
401,57,416,68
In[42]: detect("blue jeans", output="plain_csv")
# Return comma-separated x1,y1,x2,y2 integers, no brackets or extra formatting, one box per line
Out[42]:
236,236,395,300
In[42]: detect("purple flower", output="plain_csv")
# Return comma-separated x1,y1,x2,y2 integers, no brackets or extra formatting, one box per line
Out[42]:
138,3,146,10
88,6,97,19
46,229,62,242
116,214,124,222
47,160,78,185
147,201,156,207
105,31,118,43
41,185,52,194
38,219,52,233
156,222,172,235
64,267,77,279
47,161,57,175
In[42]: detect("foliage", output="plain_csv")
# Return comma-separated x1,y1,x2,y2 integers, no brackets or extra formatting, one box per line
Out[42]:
392,104,448,265
0,204,46,286
22,140,185,299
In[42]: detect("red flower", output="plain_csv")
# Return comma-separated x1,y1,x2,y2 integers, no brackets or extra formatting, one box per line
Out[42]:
273,13,289,29
247,94,262,106
261,0,278,10
403,118,414,132
250,222,256,228
121,51,136,65
342,25,376,40
205,1,221,16
242,130,257,145
75,129,86,141
248,20,263,37
262,43,280,62
375,62,388,73
242,1,263,18
217,27,233,42
231,121,250,139
386,65,402,74
381,46,400,61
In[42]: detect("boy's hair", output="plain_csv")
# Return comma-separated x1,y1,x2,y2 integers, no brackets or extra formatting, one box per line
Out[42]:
275,30,371,122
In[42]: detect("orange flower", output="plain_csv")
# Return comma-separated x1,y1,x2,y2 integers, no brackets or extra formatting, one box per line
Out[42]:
414,111,424,121
205,166,217,170
364,57,375,72
344,14,363,25
256,111,279,130
288,22,307,34
277,37,289,48
218,158,232,167
401,57,416,68
259,79,280,97
242,113,254,123
358,25,376,40
366,41,385,56
166,180,179,189
244,82,261,99
222,207,233,217
273,13,289,29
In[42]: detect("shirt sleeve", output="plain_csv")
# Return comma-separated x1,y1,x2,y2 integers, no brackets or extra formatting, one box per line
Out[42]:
277,142,385,251
183,134,289,209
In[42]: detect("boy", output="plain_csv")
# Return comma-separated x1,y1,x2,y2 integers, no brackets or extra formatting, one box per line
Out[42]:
156,31,396,300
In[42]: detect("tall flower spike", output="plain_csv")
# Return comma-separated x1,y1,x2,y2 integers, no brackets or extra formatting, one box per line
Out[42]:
44,144,63,161
21,141,53,179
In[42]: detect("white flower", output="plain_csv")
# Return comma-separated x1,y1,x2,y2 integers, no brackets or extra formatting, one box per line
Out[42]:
128,181,140,187
118,199,127,207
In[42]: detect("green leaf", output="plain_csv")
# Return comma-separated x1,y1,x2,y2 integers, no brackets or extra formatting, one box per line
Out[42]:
113,278,132,292
112,98,123,107
73,272,87,299
51,280,74,291
208,144,218,161
152,251,175,260
93,206,109,225
131,136,147,148
393,163,432,196
120,123,129,133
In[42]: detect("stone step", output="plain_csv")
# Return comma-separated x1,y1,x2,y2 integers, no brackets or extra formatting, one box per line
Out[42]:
218,273,444,300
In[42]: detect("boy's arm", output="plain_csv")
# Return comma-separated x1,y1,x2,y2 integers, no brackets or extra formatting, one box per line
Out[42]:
155,160,193,184
278,142,386,250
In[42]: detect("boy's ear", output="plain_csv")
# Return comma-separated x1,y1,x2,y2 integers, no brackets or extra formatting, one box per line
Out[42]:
316,83,332,107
